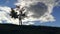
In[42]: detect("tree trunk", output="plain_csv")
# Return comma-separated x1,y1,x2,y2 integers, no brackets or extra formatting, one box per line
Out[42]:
19,10,23,25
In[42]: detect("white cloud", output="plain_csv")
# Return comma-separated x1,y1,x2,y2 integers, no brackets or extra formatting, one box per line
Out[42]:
0,0,59,25
55,0,60,6
14,0,56,25
0,6,19,25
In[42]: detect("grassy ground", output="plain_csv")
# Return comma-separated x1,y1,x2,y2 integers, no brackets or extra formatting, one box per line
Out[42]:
0,24,60,34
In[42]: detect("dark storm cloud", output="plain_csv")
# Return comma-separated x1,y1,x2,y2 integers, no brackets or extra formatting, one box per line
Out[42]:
26,2,48,18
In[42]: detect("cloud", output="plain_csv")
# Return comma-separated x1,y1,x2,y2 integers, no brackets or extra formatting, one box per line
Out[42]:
25,2,48,18
14,0,57,25
55,0,60,6
0,0,59,25
0,6,19,25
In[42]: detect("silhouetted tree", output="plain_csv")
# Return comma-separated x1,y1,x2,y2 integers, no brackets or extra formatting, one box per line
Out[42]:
10,8,18,19
10,6,26,25
19,6,25,25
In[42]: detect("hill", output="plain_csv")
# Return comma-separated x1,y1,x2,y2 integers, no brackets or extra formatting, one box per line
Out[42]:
0,24,60,34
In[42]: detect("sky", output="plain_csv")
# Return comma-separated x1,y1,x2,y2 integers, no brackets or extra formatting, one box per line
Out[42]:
0,0,60,27
0,0,16,8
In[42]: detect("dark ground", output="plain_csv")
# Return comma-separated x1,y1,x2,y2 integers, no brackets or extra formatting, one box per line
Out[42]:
0,24,60,34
